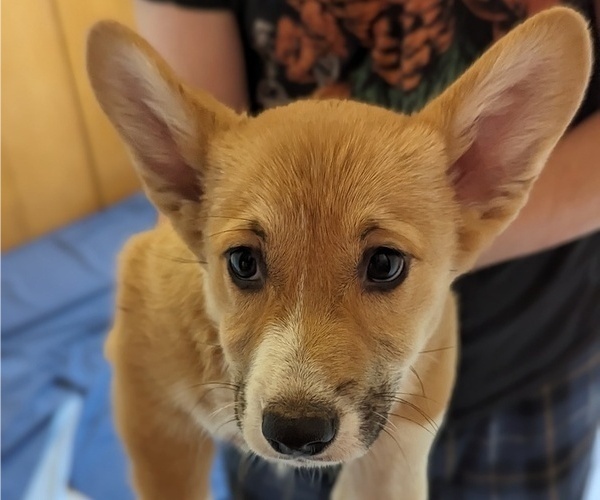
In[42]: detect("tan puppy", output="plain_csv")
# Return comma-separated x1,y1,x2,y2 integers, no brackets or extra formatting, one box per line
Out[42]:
87,7,591,500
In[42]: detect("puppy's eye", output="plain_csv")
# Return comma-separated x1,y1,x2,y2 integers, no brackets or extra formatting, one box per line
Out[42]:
364,247,408,290
227,247,263,289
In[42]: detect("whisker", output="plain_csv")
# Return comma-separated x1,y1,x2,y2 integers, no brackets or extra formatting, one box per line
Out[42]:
372,410,399,434
373,391,437,403
186,387,237,405
386,398,439,436
387,412,436,436
418,345,456,354
396,397,438,431
214,417,238,436
380,427,408,465
168,380,236,410
206,401,237,421
194,429,213,449
190,388,235,417
409,366,425,397
187,381,240,391
202,215,257,224
207,228,253,239
371,410,411,467
182,382,239,412
150,251,206,265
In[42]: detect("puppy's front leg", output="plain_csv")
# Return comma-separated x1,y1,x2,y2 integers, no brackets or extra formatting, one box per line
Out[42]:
112,369,214,500
331,420,434,500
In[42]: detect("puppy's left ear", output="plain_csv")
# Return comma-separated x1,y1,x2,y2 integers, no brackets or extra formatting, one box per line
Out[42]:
86,21,243,246
418,7,592,272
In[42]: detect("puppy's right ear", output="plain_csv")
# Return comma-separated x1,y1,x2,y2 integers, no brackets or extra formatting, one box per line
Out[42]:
86,21,243,240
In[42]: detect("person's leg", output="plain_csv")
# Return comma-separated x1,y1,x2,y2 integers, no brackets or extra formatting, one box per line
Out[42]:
429,343,600,500
212,443,338,500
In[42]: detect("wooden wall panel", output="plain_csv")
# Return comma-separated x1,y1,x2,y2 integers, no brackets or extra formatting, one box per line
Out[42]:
2,0,141,251
54,0,140,205
2,0,101,250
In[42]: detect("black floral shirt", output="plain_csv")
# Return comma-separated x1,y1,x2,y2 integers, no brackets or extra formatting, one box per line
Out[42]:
155,0,598,121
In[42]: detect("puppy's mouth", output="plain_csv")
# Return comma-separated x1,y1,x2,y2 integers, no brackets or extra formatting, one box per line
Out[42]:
234,382,395,466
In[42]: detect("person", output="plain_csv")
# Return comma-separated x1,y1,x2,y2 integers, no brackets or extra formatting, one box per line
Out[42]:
134,1,600,498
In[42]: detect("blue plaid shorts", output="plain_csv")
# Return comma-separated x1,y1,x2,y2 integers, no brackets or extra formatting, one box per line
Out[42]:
214,341,600,499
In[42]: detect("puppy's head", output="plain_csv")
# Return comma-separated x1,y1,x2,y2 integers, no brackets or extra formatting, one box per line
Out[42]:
88,8,591,466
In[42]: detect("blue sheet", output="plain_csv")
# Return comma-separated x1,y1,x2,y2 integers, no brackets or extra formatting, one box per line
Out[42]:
2,194,157,500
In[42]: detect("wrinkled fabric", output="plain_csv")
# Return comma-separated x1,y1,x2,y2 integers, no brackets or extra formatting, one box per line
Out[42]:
2,194,156,500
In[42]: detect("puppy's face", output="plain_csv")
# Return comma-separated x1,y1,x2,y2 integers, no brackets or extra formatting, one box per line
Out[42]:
87,8,591,466
201,105,458,463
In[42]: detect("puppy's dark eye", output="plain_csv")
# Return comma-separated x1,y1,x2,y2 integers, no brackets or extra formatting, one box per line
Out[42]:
227,247,263,289
364,247,408,290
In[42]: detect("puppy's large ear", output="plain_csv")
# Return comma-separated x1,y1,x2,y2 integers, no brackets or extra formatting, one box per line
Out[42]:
418,7,592,272
86,21,243,244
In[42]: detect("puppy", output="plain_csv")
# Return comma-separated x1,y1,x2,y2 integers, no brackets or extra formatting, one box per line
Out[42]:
86,7,591,500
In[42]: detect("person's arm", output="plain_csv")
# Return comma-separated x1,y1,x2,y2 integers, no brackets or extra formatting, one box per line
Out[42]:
475,111,600,269
134,1,249,224
133,0,249,112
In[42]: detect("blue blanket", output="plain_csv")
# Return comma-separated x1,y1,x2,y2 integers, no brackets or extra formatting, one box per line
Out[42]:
2,194,156,500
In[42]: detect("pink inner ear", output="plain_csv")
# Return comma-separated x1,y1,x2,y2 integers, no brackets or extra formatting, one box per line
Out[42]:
449,83,538,206
135,100,201,201
118,70,201,202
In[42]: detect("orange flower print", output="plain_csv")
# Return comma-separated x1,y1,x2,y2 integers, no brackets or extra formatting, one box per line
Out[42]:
299,0,348,57
403,0,453,54
324,0,388,45
275,2,347,84
371,0,454,91
275,17,319,83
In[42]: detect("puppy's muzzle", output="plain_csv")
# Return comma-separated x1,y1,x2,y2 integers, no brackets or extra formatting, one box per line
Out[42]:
262,410,338,457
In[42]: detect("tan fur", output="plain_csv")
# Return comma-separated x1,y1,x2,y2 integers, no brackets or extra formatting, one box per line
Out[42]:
87,8,591,499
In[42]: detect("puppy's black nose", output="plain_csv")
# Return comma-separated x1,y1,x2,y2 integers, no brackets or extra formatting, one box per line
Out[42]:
262,412,337,457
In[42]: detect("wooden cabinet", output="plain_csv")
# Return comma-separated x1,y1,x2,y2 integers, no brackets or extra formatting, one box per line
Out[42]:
2,0,140,250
